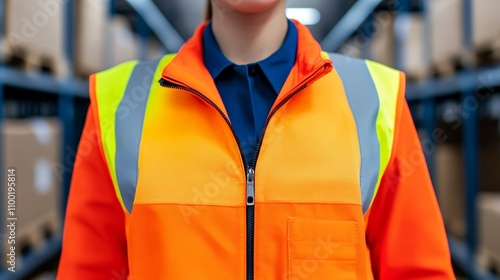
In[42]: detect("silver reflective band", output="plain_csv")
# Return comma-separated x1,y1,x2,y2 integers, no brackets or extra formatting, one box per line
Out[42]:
115,59,161,213
329,53,381,214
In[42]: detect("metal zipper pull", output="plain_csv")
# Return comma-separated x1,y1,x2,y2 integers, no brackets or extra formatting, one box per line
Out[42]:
246,168,255,206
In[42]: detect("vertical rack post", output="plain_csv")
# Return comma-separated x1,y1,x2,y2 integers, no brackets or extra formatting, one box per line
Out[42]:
136,16,151,60
421,0,436,184
59,0,76,220
393,0,410,71
462,0,479,257
422,99,436,181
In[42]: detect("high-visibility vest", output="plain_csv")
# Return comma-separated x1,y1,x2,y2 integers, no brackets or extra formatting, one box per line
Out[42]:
92,53,401,279
86,18,429,278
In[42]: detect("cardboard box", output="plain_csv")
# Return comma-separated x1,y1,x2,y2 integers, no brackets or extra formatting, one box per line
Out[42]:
3,0,67,74
429,0,463,68
74,0,110,77
369,11,395,67
435,144,466,238
396,14,428,80
477,193,500,268
434,120,500,239
109,16,139,67
473,0,500,50
2,118,62,263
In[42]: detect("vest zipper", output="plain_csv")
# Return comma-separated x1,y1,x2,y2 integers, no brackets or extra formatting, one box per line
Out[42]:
246,168,255,280
159,63,329,280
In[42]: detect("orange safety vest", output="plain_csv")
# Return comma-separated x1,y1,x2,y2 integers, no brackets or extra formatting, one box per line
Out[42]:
58,20,454,279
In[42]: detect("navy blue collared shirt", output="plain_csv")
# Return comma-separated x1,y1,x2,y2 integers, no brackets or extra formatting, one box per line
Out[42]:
203,20,298,166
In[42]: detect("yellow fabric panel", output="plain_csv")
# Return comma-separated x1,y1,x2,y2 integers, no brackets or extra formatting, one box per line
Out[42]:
365,60,401,207
141,54,176,114
94,60,138,211
255,70,362,205
135,54,247,206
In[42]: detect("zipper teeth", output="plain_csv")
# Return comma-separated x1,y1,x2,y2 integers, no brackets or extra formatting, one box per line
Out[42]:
247,208,254,280
250,84,307,168
161,78,254,280
159,79,249,168
160,64,327,280
250,65,327,168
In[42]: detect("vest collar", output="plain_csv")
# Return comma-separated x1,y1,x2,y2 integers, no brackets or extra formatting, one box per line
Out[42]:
160,20,332,115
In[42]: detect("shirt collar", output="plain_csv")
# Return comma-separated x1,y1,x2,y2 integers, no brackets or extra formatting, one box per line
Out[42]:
203,19,298,94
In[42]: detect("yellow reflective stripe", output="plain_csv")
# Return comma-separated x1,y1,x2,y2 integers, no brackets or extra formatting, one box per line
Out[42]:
142,54,176,115
320,51,330,60
95,60,139,211
365,60,401,208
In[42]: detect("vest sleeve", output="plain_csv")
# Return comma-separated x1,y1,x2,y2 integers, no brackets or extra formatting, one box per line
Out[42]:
57,84,129,279
365,80,455,279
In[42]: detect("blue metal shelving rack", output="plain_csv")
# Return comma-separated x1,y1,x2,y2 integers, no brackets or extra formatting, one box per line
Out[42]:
0,0,86,277
0,0,182,278
321,0,500,279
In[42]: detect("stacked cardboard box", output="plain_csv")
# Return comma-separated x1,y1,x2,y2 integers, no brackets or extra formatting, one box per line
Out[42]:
477,193,500,271
473,0,500,53
2,0,68,76
368,11,395,67
74,0,110,77
2,118,62,265
367,12,428,80
429,0,463,74
396,13,428,80
109,16,140,67
434,119,500,239
74,0,140,76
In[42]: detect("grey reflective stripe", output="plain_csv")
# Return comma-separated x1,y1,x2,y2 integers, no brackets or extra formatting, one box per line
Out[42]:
115,59,160,213
329,53,380,214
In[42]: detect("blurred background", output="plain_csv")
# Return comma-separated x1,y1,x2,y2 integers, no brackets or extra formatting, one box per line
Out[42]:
0,0,500,279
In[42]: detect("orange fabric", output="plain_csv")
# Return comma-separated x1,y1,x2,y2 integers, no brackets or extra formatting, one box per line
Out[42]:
58,21,454,280
57,77,129,279
255,204,369,280
365,73,454,279
161,20,332,119
128,204,246,279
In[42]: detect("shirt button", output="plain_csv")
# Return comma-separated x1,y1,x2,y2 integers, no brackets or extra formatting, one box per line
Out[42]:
249,66,258,76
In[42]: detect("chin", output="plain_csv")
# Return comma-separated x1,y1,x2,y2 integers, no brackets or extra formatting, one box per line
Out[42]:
218,0,282,13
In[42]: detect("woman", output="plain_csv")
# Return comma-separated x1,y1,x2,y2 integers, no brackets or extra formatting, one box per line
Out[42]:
58,0,454,279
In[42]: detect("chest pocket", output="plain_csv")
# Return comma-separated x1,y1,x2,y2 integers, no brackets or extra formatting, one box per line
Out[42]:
288,218,358,280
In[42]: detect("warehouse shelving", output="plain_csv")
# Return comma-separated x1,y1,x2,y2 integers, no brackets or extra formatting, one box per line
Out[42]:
388,0,498,279
321,0,382,51
0,67,88,97
0,0,79,277
322,0,499,278
0,0,183,276
406,66,500,101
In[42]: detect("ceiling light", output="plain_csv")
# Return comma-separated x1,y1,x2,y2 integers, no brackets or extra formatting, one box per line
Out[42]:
286,8,321,26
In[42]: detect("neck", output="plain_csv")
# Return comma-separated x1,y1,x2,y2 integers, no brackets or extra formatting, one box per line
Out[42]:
211,1,288,65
